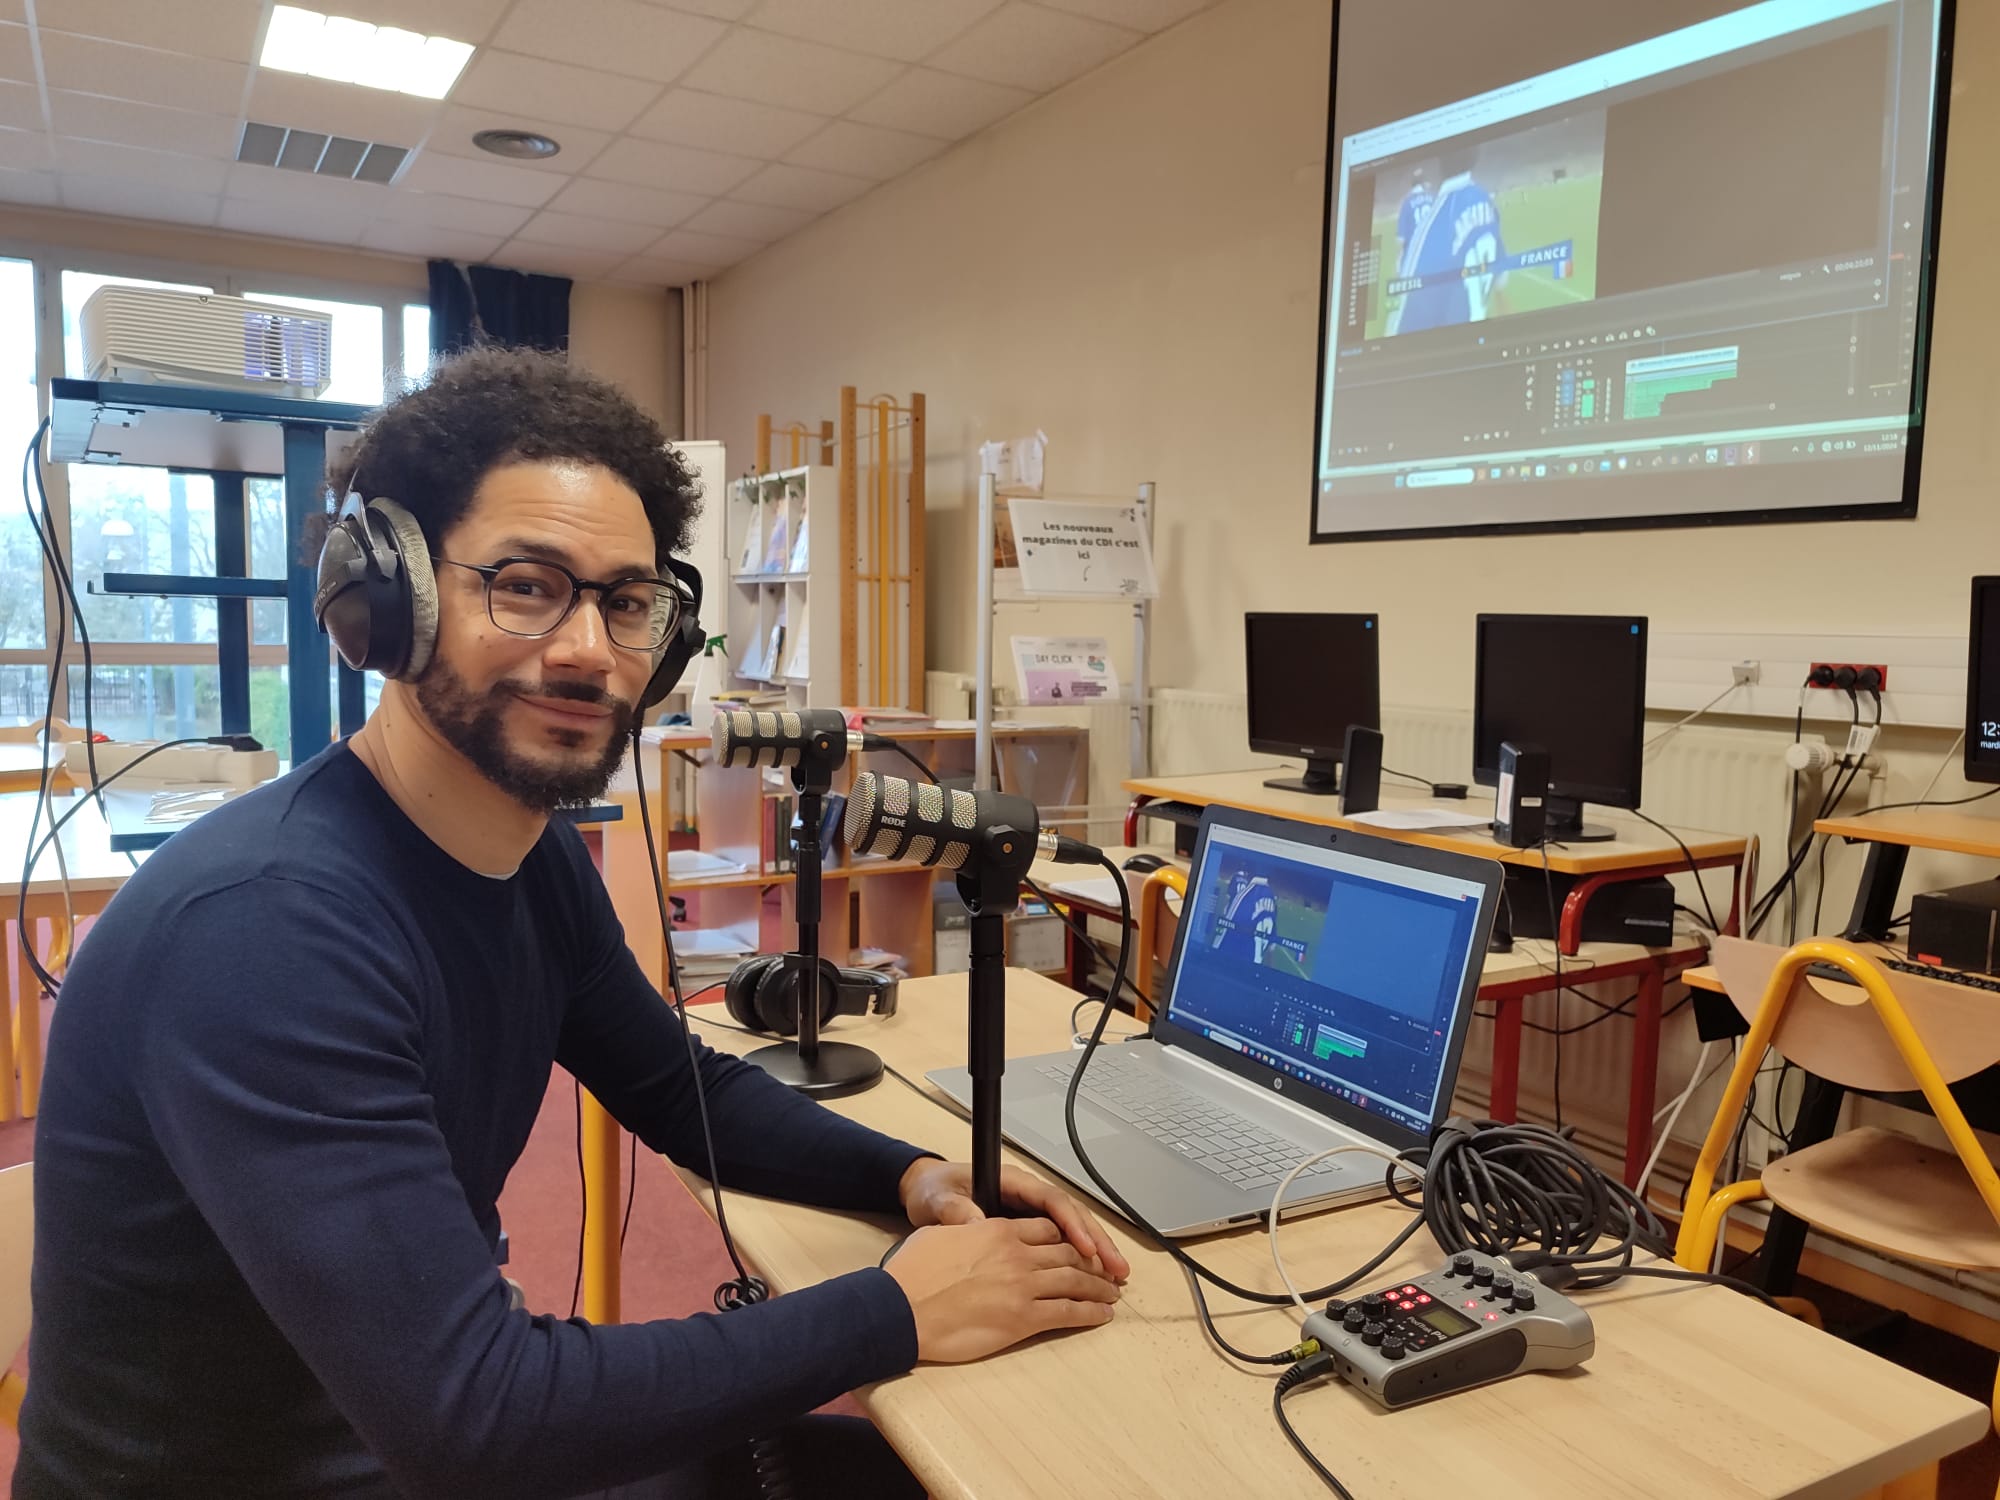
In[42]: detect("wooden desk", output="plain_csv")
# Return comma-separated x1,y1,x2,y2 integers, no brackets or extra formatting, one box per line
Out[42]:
0,790,134,1119
1124,770,1747,957
680,970,1986,1500
1815,805,2000,943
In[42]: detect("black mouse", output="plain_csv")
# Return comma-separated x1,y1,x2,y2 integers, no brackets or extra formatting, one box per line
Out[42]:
1121,852,1168,874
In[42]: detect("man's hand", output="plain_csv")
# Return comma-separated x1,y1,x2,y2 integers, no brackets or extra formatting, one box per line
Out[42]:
898,1159,1131,1283
881,1217,1121,1363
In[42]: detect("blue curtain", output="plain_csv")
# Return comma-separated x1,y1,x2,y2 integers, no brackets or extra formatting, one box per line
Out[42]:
426,260,571,359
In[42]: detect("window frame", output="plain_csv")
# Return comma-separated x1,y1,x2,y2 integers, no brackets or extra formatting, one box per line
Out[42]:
0,242,429,746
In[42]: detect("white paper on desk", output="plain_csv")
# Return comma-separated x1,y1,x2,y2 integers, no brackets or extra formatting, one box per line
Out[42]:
1046,875,1124,906
1349,808,1493,831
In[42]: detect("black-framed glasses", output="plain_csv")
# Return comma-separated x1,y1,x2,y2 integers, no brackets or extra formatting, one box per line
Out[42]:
433,555,683,651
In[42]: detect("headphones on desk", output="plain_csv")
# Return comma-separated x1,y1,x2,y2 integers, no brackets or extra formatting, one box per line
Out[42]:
313,492,705,711
722,954,900,1037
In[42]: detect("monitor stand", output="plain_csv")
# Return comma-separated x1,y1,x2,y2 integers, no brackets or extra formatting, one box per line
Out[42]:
1544,794,1616,844
1264,755,1339,796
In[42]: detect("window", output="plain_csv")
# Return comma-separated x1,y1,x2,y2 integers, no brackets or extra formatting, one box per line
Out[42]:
1,258,45,653
402,302,432,387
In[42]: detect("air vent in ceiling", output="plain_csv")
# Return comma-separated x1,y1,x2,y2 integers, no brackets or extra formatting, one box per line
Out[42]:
237,121,408,184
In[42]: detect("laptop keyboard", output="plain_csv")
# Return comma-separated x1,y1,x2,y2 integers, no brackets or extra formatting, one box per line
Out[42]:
1035,1053,1342,1191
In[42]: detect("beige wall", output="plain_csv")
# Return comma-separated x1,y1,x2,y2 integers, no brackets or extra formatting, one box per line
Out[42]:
704,0,1996,715
0,206,682,426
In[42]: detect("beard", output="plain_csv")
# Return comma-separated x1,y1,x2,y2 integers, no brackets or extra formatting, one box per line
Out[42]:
415,660,635,813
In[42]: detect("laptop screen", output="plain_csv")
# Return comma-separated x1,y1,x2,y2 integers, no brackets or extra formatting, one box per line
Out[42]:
1162,820,1487,1136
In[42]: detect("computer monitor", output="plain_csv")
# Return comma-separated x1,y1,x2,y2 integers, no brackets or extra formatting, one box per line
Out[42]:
1472,613,1647,843
1245,612,1380,796
1968,578,2000,786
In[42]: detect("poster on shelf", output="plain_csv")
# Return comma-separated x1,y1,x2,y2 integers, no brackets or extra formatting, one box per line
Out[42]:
1011,636,1119,706
1008,499,1158,598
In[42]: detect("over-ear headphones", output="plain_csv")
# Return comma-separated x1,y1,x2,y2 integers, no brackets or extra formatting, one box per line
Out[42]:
312,490,705,713
722,954,900,1037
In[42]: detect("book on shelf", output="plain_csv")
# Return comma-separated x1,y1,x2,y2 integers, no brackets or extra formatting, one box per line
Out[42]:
736,502,762,574
780,614,810,680
760,512,791,574
787,500,810,573
843,706,934,731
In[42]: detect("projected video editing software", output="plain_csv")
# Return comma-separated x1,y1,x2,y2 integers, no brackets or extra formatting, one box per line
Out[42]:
1165,828,1483,1135
1315,0,1943,527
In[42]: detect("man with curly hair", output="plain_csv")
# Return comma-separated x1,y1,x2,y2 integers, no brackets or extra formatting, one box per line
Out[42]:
19,346,1127,1500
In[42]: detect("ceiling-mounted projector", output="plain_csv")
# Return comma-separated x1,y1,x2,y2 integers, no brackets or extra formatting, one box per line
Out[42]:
80,286,335,400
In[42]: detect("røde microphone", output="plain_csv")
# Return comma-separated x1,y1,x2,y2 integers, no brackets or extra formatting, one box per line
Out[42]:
710,708,885,769
843,772,1098,873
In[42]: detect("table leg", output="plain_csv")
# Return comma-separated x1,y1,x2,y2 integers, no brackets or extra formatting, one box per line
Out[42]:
12,922,41,1119
1488,999,1522,1123
1,928,17,1122
1622,966,1665,1188
1756,1074,1847,1295
1843,841,1909,942
1123,795,1154,849
580,1087,622,1324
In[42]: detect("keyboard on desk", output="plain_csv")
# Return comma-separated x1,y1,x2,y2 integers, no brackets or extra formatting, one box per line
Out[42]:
1805,956,2000,994
1034,1052,1341,1190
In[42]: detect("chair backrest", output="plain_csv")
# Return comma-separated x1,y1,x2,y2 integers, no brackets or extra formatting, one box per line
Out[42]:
1711,935,2000,1090
0,717,79,746
0,1162,30,1369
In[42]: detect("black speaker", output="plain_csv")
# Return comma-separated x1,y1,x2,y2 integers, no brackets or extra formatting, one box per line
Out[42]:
1494,740,1548,848
1340,725,1383,815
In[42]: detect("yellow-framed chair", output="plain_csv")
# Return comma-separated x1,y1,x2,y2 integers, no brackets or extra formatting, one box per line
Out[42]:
1133,865,1186,1022
0,1162,30,1429
1675,936,2000,1497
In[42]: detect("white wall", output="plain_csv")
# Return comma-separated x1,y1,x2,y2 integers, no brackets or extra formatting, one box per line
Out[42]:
704,0,1995,718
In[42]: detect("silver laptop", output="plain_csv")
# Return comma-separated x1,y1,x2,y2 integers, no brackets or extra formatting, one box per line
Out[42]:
929,803,1502,1236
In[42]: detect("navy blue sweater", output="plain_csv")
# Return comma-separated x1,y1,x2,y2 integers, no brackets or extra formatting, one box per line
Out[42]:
17,743,928,1499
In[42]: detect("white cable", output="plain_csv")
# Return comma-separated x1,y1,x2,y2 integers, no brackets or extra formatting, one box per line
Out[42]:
1916,729,1965,805
1268,1142,1426,1313
1636,1040,1723,1200
1643,683,1740,757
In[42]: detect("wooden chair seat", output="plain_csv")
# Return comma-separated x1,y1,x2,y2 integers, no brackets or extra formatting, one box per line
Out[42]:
1765,1125,2000,1272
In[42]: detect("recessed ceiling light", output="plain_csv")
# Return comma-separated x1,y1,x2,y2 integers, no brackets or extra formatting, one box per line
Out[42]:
260,4,474,100
473,129,561,160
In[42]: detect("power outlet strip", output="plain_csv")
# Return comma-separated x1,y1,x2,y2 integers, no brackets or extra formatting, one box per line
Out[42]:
1808,661,1888,691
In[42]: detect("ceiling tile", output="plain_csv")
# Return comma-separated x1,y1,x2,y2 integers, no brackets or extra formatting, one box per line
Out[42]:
784,120,941,182
358,221,507,262
1031,0,1210,30
398,149,566,207
59,174,220,227
628,87,821,158
38,34,249,117
450,51,663,133
644,226,763,268
0,166,58,205
53,137,231,195
847,66,1032,140
305,0,515,46
583,136,761,196
0,126,49,171
680,29,902,116
0,22,31,83
0,80,40,134
370,188,536,236
218,195,373,246
729,162,870,213
492,238,630,280
0,0,21,19
927,2,1138,91
222,161,409,218
426,106,612,175
612,255,712,285
512,208,661,253
743,0,1001,63
49,92,240,157
36,0,263,63
543,175,707,227
677,198,812,242
491,0,728,85
638,0,757,18
246,72,444,147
